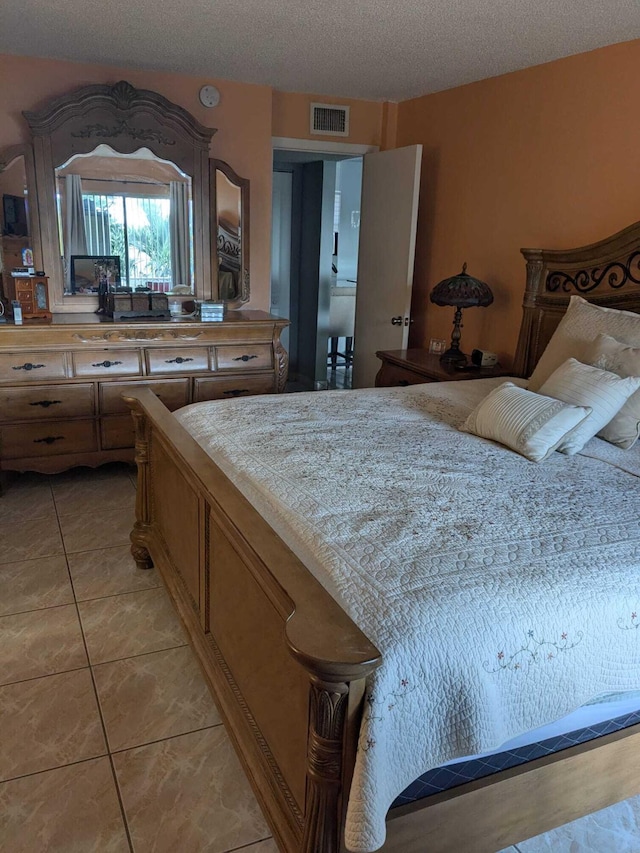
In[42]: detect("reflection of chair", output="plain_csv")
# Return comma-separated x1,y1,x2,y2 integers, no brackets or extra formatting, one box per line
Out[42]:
328,286,356,369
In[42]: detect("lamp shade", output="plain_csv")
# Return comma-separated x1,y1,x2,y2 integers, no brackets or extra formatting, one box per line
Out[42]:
430,263,493,308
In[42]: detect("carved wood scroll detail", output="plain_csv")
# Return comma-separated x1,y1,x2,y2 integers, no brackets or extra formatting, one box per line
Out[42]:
71,330,204,343
128,406,154,570
275,340,289,393
547,250,640,294
302,678,349,853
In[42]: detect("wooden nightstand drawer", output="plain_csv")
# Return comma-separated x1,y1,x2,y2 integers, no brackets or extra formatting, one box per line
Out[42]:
215,345,272,371
194,374,274,401
73,349,142,378
377,363,433,387
146,347,210,375
0,384,94,422
0,351,66,382
100,379,190,414
1,420,97,459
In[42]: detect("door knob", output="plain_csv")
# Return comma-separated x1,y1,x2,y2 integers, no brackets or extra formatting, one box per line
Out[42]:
391,316,403,326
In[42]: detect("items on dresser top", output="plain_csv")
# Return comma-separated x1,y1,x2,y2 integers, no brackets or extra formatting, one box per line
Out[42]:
375,348,508,387
0,311,288,474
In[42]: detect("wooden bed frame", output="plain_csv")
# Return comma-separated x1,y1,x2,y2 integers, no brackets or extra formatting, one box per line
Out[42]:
125,221,640,853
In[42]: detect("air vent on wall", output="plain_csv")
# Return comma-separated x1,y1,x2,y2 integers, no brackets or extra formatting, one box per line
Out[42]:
310,103,350,137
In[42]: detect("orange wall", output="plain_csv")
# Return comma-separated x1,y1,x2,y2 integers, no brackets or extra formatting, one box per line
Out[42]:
397,39,640,367
272,90,386,146
1,53,387,310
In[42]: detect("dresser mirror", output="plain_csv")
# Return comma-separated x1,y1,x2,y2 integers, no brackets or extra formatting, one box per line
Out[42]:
0,145,42,262
211,160,250,305
54,145,194,296
23,81,220,312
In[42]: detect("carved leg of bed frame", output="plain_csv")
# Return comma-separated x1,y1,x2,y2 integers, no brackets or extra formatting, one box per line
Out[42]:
128,404,154,571
274,330,289,393
302,677,350,853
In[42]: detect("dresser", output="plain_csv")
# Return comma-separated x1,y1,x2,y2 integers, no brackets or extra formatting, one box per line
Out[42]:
376,349,508,386
0,311,288,474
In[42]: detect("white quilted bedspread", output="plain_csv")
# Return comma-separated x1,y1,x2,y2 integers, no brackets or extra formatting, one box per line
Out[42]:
176,378,640,852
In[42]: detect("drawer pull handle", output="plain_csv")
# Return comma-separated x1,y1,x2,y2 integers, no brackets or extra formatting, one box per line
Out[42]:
13,362,45,371
397,380,410,386
232,354,257,362
34,435,64,445
29,400,62,408
223,389,249,396
165,357,194,364
92,360,123,368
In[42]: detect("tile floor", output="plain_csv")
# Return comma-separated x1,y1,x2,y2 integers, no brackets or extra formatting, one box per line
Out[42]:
1,462,639,852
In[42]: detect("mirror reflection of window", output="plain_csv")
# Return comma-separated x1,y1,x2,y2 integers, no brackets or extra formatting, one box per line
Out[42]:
216,169,242,301
55,145,194,296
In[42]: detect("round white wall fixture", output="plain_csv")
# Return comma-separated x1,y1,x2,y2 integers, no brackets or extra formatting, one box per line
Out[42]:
199,85,220,108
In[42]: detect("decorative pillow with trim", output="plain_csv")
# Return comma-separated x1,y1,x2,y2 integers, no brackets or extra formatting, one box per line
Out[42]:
538,358,640,455
462,382,592,462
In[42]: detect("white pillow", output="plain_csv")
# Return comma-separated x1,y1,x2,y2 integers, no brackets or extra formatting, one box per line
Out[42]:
538,358,640,455
584,333,640,449
462,382,592,462
528,296,640,391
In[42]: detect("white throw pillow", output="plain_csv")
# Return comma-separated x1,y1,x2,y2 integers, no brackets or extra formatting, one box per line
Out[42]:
528,296,640,391
584,333,640,449
462,382,592,462
538,358,640,455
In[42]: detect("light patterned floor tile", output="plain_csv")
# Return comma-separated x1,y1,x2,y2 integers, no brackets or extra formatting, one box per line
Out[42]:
0,669,106,781
0,604,87,685
0,476,56,523
59,506,134,553
94,645,220,751
52,469,135,517
67,545,159,601
114,727,269,853
0,555,73,617
77,587,186,664
0,757,129,852
0,516,64,565
233,839,279,852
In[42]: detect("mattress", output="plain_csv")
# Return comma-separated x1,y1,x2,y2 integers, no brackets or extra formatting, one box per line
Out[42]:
175,378,640,852
393,690,640,807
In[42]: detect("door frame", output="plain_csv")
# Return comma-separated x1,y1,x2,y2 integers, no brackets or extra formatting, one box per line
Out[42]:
271,138,379,389
272,137,378,157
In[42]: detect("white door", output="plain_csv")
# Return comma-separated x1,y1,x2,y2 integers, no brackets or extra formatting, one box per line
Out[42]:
352,145,422,388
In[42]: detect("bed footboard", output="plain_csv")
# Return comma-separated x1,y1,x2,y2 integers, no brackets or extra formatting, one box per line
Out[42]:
125,389,381,853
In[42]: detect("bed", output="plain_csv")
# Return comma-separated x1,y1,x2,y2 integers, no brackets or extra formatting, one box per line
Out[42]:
124,220,640,853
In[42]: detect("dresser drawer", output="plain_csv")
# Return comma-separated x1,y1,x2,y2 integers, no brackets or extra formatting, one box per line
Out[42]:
100,415,135,450
100,379,190,415
1,420,97,459
0,351,66,382
215,345,272,371
146,347,210,375
377,364,432,387
194,374,275,402
73,350,142,378
0,384,94,422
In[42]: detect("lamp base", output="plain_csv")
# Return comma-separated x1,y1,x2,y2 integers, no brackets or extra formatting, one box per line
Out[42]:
439,347,467,365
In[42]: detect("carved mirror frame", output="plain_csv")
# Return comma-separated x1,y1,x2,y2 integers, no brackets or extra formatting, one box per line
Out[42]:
0,144,43,271
210,159,250,307
24,81,216,312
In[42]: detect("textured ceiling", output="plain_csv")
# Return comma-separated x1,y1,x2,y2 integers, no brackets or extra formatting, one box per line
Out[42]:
2,0,640,101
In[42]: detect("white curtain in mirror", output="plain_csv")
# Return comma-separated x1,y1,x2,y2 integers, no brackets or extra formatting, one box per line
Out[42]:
65,174,87,289
170,180,190,289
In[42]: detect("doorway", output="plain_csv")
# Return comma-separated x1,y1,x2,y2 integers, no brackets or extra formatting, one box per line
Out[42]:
270,142,373,392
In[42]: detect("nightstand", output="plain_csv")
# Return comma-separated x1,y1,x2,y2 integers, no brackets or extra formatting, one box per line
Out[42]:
375,349,509,387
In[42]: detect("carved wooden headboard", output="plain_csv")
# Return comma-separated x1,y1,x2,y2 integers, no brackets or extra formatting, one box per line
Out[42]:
513,221,640,378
